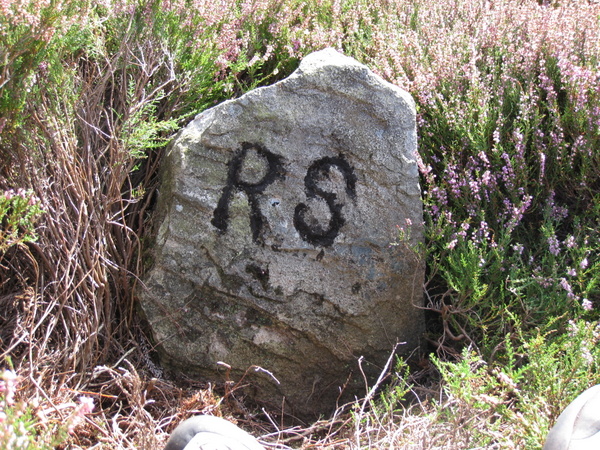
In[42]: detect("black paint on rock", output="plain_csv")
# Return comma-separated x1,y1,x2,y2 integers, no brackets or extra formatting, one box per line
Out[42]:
212,142,285,244
294,155,357,247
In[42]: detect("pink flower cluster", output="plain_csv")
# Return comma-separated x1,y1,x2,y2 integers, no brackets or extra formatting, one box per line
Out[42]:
2,188,40,206
0,0,78,43
66,396,95,435
0,369,96,444
0,370,18,408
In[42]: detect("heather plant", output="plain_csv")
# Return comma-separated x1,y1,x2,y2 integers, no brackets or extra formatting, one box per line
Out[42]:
428,318,600,448
0,0,85,134
336,0,600,342
0,189,43,252
0,368,95,449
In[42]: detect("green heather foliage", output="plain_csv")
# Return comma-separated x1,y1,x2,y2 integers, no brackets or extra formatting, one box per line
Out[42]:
1,0,600,447
0,189,43,252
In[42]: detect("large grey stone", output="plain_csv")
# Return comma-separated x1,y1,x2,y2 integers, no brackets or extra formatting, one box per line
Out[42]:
140,48,424,418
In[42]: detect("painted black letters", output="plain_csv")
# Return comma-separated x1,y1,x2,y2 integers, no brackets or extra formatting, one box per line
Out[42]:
211,142,285,243
213,145,357,248
294,156,357,247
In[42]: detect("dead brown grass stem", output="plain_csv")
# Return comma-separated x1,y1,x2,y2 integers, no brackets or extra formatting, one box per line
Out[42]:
0,16,192,446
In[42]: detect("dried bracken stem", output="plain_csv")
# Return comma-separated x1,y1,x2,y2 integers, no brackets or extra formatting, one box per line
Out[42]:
0,13,184,447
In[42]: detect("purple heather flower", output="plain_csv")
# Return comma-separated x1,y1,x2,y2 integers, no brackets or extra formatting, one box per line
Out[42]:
492,129,500,144
559,278,577,300
548,235,560,256
512,244,524,255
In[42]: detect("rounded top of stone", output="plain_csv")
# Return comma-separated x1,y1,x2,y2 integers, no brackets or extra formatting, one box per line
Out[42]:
286,47,415,118
298,47,364,70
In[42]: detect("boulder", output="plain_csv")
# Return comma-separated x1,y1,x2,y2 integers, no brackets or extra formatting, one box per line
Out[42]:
140,48,424,418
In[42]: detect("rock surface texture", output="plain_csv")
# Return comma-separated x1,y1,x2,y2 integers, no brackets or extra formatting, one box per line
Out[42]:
140,48,425,418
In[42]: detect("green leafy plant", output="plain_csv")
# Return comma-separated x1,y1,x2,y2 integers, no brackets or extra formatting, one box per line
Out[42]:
429,317,600,448
0,189,43,253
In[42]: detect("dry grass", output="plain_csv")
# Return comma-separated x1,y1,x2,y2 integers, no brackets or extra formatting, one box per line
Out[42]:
0,15,194,447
